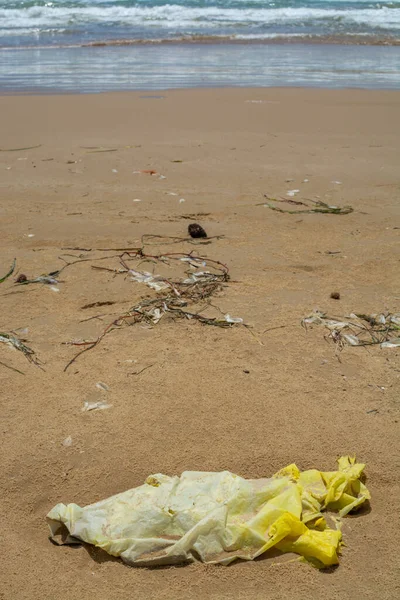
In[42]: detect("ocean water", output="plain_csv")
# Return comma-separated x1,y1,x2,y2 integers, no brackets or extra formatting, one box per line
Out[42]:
1,1,400,91
1,0,400,47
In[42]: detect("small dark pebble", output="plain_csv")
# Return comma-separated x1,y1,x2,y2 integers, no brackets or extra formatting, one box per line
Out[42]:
16,274,28,283
330,292,341,300
243,370,250,374
188,223,207,239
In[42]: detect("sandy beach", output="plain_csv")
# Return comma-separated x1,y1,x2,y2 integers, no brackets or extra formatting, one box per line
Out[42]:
0,87,399,599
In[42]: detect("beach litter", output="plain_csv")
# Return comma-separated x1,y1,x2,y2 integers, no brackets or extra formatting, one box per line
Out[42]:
47,455,370,568
302,310,400,355
224,314,243,324
62,237,245,370
0,332,41,370
133,169,157,175
260,196,353,215
81,400,112,412
15,272,60,286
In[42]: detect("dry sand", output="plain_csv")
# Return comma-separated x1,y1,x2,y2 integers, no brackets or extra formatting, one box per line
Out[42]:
0,88,399,599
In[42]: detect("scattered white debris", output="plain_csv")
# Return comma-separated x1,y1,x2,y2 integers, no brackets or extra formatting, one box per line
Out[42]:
82,401,112,412
286,189,300,197
224,314,244,324
112,169,118,173
129,269,171,292
50,286,60,293
96,381,109,392
180,257,207,269
166,192,178,196
132,198,142,202
183,271,212,284
179,198,186,203
342,334,360,346
303,179,309,183
331,180,342,185
158,175,166,180
62,436,73,447
149,307,163,324
381,338,400,348
302,311,400,351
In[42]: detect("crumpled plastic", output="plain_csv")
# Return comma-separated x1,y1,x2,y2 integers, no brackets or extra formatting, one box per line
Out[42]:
47,456,370,568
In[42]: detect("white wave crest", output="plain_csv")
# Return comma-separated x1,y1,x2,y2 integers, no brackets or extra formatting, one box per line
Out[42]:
0,5,400,32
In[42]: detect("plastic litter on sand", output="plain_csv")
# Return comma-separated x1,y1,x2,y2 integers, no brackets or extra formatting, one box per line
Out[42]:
47,456,369,568
81,401,112,412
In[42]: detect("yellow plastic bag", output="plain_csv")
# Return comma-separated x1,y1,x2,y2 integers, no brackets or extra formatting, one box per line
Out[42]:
47,456,369,568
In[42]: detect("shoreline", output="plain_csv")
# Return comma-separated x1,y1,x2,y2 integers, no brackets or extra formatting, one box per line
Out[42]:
1,43,400,94
2,84,400,98
2,34,400,50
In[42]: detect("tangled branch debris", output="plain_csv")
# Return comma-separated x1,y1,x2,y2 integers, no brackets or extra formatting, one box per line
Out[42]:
0,332,42,370
302,310,400,356
260,196,353,215
15,272,60,286
63,243,244,371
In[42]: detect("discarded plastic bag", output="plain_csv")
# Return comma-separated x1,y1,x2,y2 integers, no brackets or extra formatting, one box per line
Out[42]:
47,456,369,568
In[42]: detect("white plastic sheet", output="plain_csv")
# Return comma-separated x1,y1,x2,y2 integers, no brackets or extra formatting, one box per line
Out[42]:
47,456,369,568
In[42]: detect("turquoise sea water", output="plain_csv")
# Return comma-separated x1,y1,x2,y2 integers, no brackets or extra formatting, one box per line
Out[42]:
1,1,400,47
1,1,400,91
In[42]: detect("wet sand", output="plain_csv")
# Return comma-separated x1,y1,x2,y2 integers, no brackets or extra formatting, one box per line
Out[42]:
0,88,399,599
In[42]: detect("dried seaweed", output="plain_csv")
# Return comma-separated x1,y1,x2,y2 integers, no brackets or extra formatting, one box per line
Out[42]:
0,332,42,369
0,359,24,375
302,310,400,358
15,271,60,286
0,144,41,152
0,259,16,284
259,196,353,215
81,301,116,309
63,244,243,371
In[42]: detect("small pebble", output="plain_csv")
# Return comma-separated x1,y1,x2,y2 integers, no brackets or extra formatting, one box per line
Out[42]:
188,223,207,239
330,292,341,300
